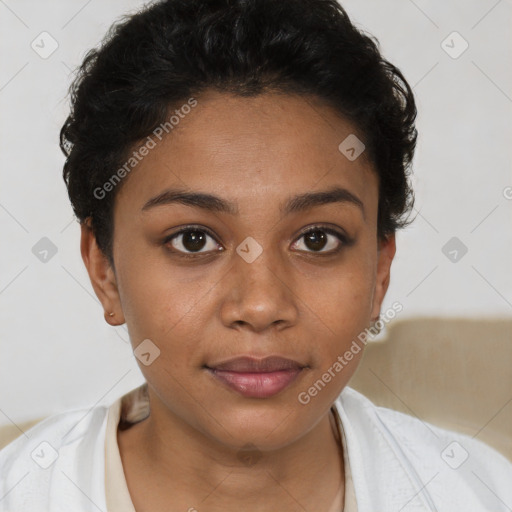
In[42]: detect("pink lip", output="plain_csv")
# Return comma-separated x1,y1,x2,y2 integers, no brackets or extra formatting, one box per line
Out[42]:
206,356,305,398
208,368,303,398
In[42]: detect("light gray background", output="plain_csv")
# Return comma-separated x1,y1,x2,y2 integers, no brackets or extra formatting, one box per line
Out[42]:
1,0,511,426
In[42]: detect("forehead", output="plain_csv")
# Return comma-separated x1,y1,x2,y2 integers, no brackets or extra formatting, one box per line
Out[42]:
114,90,377,219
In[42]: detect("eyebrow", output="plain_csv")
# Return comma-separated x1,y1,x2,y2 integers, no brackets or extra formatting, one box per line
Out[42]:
141,185,365,219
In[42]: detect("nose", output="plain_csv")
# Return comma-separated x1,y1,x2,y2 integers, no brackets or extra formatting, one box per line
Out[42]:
220,247,299,333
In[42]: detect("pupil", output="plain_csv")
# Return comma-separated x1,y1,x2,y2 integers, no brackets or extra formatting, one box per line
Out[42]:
305,230,327,251
183,230,206,252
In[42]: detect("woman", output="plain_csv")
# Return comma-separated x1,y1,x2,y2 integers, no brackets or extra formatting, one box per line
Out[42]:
1,0,511,510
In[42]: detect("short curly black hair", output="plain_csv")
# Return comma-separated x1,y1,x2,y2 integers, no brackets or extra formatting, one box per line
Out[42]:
60,0,417,266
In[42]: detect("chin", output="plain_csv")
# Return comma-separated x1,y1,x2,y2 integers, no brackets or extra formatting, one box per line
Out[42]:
200,402,312,450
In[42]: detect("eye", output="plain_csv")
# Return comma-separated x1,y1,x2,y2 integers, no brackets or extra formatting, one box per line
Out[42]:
163,225,222,257
291,225,350,254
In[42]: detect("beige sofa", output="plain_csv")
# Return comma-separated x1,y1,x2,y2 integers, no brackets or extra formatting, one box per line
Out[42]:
1,317,511,461
349,316,512,461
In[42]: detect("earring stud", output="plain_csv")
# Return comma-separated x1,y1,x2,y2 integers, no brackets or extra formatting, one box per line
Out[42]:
109,312,115,317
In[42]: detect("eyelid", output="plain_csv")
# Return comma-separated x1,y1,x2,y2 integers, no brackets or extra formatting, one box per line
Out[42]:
295,224,349,241
292,224,351,253
163,223,352,257
166,224,219,240
163,224,223,257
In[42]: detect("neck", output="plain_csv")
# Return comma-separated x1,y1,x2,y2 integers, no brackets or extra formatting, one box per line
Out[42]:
118,393,345,512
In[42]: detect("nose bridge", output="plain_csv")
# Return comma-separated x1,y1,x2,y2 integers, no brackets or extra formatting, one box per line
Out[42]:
221,239,298,331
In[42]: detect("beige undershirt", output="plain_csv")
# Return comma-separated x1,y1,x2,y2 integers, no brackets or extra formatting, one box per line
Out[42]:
105,385,357,511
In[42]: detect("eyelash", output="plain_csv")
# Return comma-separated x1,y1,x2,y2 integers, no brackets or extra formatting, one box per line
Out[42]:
163,224,352,259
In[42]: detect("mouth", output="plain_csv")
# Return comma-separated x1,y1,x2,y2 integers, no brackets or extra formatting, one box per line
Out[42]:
205,356,307,398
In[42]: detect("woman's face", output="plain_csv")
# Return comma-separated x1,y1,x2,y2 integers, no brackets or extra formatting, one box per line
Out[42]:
84,90,395,451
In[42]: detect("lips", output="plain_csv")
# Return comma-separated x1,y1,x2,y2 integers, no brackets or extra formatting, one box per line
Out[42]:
206,356,306,398
209,356,304,373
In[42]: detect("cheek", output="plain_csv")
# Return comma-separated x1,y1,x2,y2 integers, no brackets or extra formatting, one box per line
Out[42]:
115,254,218,354
297,262,375,334
292,261,375,390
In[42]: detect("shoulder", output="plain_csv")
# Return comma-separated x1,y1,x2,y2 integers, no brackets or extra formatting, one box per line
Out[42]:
0,403,110,512
338,385,511,462
337,386,512,509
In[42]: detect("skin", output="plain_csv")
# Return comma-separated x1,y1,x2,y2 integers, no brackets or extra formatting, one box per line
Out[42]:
81,90,396,511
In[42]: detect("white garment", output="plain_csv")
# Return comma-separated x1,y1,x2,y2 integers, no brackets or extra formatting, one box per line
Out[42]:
1,384,511,511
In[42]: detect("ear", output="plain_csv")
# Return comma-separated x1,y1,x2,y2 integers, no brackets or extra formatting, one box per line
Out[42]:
80,218,125,326
370,233,396,322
